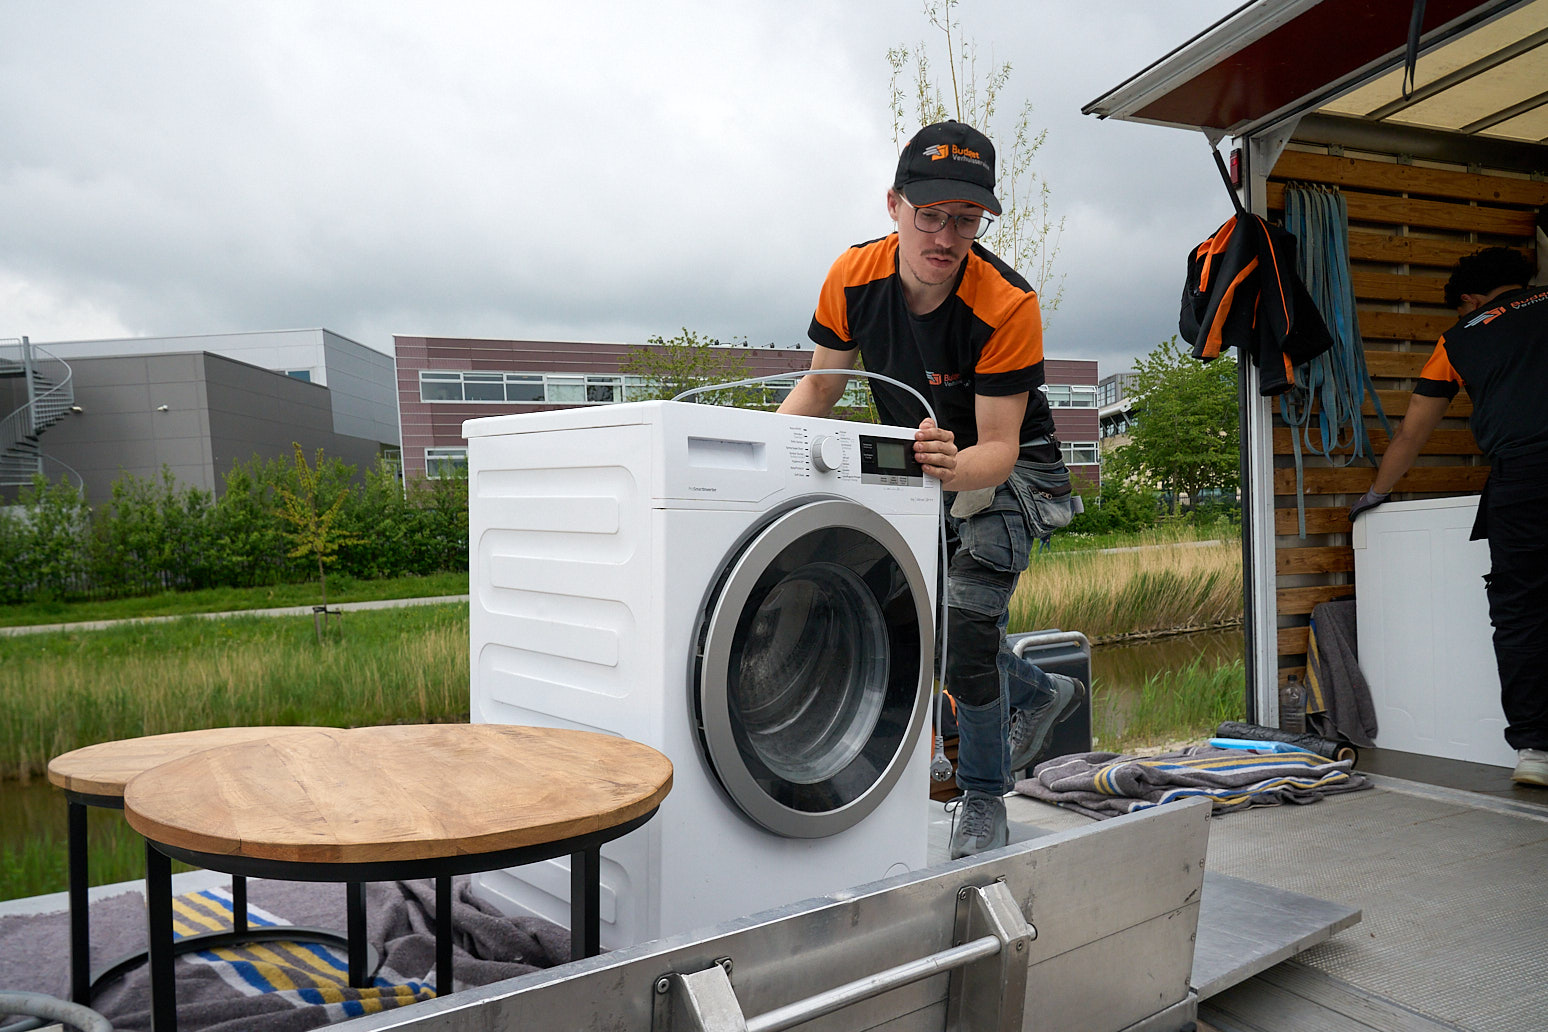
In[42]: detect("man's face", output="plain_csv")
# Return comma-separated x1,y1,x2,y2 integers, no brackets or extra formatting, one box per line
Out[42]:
887,190,979,292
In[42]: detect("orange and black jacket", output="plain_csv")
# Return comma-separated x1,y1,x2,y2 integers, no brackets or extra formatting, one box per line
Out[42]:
1180,213,1334,395
1414,284,1548,462
808,234,1056,458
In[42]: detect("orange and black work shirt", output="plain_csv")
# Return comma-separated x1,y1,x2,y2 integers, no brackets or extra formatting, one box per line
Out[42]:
1413,285,1548,461
808,234,1056,457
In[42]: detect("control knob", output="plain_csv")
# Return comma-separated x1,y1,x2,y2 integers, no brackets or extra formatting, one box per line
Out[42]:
811,435,843,473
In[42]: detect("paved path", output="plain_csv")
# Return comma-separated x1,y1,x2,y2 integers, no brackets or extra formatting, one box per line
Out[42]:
0,595,470,637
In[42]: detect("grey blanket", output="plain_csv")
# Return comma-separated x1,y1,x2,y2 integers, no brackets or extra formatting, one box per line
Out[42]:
1305,599,1379,748
1015,745,1371,820
0,877,569,1031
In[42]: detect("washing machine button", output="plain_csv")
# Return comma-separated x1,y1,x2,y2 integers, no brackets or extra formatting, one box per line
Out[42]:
811,435,843,473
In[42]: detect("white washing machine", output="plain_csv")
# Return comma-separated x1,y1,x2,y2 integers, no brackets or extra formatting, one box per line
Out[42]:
464,400,939,949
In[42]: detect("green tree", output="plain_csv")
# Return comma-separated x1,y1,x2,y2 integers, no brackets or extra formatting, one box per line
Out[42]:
275,444,361,608
1115,337,1239,515
619,328,769,408
210,454,297,587
887,0,1065,311
94,467,215,595
5,475,92,602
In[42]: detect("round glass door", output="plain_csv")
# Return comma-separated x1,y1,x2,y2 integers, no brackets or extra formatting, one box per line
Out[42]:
695,499,932,838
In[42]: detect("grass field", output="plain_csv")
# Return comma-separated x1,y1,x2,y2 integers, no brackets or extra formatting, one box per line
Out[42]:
1010,536,1243,643
1,531,1247,901
0,571,468,628
0,604,470,782
1,603,472,900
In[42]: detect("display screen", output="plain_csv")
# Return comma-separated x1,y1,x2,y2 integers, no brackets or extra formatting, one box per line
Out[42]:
874,440,908,471
858,434,924,483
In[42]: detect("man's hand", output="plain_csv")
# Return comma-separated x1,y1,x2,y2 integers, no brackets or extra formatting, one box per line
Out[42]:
913,418,958,484
1349,488,1390,522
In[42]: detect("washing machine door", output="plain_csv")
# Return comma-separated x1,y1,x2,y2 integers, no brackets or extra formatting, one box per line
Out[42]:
695,498,933,838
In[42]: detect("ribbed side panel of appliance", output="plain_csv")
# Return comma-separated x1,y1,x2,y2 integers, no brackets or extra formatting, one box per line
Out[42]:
467,421,663,946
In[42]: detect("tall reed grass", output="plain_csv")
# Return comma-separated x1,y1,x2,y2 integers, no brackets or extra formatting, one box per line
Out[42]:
1009,538,1243,642
0,604,470,781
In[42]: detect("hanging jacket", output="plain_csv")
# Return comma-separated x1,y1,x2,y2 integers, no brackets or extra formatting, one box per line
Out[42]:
1180,212,1335,395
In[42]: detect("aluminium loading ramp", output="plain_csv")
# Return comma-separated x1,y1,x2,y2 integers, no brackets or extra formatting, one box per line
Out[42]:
323,796,1358,1032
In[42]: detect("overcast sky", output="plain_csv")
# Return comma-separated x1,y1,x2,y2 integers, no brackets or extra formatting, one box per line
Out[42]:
2,0,1245,377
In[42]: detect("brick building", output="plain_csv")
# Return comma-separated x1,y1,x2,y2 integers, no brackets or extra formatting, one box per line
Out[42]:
393,336,1101,486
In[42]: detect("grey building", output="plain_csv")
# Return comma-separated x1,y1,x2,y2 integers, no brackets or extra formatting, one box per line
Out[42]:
7,329,400,504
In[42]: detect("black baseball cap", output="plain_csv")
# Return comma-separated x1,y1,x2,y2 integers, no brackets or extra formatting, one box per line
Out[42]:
894,120,1001,215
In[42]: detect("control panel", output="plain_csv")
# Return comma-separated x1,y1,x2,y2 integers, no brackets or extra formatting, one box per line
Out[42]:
859,433,925,487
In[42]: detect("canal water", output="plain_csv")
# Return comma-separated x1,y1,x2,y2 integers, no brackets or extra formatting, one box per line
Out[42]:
0,627,1246,898
1088,625,1244,745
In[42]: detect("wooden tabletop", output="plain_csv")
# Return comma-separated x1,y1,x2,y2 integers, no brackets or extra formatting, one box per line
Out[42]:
47,726,335,799
122,724,674,865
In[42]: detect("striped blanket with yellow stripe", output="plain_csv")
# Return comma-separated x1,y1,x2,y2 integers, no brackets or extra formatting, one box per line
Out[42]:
169,886,432,1023
1014,745,1371,819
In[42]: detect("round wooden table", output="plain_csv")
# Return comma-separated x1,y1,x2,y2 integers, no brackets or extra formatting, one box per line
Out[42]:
46,726,338,1005
123,723,674,1032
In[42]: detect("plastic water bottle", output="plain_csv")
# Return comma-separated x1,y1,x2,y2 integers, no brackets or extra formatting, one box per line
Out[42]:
1279,677,1307,735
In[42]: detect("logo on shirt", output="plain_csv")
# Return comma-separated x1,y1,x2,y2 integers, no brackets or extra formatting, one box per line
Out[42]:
1467,305,1506,327
925,371,964,387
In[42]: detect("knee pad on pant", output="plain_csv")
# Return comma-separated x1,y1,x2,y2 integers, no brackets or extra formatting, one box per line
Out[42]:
945,606,1002,708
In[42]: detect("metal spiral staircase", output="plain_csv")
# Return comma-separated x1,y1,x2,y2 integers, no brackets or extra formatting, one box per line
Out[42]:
1,336,76,488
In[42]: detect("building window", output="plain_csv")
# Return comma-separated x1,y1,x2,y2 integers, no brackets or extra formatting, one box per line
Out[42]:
285,369,312,382
506,374,545,402
420,370,638,404
416,369,816,406
425,447,468,478
420,371,463,401
462,372,505,402
1061,441,1100,465
1042,384,1097,408
585,376,623,403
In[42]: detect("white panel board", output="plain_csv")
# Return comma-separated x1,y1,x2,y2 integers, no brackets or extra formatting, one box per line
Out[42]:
1353,496,1516,768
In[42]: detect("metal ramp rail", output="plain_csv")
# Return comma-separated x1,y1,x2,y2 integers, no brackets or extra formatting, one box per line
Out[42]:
324,798,1236,1032
0,336,75,487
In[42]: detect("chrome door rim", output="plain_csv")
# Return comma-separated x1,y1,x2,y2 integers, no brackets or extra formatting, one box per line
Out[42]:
697,498,932,838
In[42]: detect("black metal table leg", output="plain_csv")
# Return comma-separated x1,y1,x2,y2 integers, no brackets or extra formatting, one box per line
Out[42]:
232,875,247,934
146,841,177,1032
436,875,453,995
570,845,601,961
67,798,90,1005
347,881,368,988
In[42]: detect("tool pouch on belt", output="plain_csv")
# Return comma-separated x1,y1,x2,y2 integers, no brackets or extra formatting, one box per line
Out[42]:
1009,457,1083,539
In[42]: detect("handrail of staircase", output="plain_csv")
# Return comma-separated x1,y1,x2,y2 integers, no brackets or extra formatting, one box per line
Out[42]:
0,338,74,467
26,341,75,425
39,452,86,494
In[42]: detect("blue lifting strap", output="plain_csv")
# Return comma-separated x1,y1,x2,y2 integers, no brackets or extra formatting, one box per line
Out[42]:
1279,184,1392,538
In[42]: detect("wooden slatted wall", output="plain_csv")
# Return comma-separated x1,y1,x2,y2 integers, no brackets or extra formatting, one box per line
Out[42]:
1264,147,1545,687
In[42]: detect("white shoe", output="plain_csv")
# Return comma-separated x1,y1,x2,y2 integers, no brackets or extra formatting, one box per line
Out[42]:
1512,748,1548,787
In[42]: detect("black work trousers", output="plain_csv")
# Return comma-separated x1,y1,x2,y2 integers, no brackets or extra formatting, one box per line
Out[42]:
1478,454,1548,752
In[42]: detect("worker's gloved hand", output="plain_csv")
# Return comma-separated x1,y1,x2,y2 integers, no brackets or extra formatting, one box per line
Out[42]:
1348,489,1390,522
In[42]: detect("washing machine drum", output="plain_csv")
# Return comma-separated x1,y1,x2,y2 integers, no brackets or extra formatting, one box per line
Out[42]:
695,498,934,838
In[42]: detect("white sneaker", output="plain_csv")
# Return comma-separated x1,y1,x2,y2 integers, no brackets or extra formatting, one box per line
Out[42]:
1512,748,1548,787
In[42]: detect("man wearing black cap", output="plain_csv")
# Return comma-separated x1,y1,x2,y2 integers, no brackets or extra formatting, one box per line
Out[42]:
779,120,1085,856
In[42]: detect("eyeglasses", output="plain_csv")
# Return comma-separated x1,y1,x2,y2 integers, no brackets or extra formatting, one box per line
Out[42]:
906,201,994,240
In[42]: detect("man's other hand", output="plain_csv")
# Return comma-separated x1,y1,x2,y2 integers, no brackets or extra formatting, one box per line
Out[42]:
913,418,958,483
1349,488,1390,522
